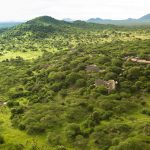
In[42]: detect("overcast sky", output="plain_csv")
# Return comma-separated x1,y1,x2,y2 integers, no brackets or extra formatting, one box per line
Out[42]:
0,0,150,21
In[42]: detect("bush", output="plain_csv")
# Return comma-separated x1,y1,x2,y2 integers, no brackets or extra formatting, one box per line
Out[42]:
26,124,45,135
142,109,150,116
94,86,108,95
11,106,24,115
50,82,63,92
7,101,19,108
59,89,67,97
140,122,150,136
135,81,143,90
56,145,66,150
47,132,62,145
110,137,150,150
66,72,81,85
90,111,101,124
112,59,122,67
5,144,24,150
105,72,117,80
75,79,86,87
48,72,65,82
74,135,87,149
18,123,26,130
0,135,5,144
127,67,141,80
65,123,81,140
97,55,110,64
101,111,113,120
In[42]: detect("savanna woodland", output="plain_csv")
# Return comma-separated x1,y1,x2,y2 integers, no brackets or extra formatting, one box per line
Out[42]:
0,16,150,150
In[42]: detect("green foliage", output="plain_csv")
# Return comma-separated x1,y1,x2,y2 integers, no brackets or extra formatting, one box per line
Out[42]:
0,16,150,150
127,67,141,79
65,123,81,140
110,137,150,150
0,135,5,144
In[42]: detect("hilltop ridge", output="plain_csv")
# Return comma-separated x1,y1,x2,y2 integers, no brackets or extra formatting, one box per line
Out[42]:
63,13,150,26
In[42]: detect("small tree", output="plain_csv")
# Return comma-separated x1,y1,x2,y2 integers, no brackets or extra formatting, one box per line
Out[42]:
0,135,4,144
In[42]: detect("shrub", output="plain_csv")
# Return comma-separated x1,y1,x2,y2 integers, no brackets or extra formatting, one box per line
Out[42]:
75,79,86,87
65,123,81,140
47,132,62,145
7,101,19,108
59,89,67,97
105,72,117,80
110,137,150,150
11,106,24,115
135,81,143,90
50,82,63,92
26,124,45,135
142,109,150,116
97,55,110,64
18,123,26,130
74,135,87,149
6,144,24,150
90,111,101,124
48,72,65,82
127,67,141,80
140,122,150,136
112,59,122,67
56,145,66,150
101,111,113,120
66,72,81,85
0,135,5,144
94,86,108,95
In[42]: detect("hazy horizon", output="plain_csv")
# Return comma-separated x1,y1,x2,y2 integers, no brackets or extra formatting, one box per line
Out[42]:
0,0,150,22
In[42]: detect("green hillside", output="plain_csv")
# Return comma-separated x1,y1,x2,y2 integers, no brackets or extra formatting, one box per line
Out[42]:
0,17,122,61
0,16,150,150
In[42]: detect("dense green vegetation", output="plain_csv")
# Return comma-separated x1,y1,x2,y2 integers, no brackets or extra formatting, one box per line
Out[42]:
0,16,150,150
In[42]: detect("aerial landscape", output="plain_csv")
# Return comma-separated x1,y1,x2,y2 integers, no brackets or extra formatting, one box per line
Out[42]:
0,0,150,150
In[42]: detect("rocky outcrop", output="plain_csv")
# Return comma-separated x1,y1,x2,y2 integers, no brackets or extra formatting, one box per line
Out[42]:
95,79,118,93
127,57,150,64
86,65,99,72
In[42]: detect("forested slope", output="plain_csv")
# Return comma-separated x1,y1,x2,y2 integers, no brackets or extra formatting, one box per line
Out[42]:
0,16,150,150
